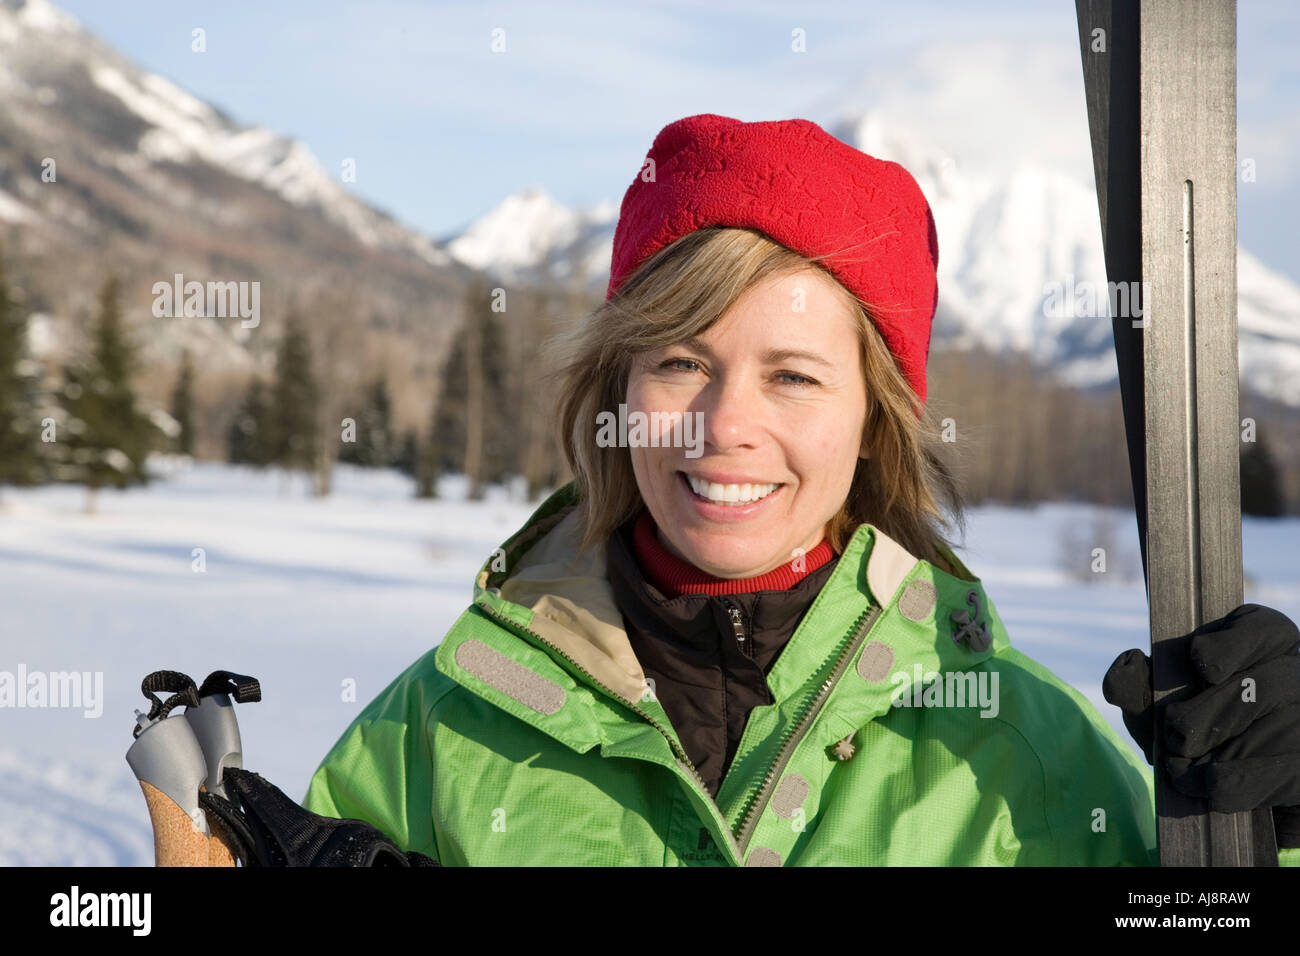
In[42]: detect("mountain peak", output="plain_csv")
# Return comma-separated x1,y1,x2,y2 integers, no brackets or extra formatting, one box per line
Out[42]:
446,186,615,281
3,0,78,34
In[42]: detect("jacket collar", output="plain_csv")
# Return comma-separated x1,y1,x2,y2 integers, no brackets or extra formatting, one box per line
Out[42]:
436,482,1001,753
628,508,838,596
605,513,841,674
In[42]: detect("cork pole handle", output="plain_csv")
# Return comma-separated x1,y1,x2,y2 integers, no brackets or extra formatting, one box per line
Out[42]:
138,780,212,867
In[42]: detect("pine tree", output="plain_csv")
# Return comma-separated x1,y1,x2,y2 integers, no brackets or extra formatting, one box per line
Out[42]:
58,275,162,505
339,378,394,468
432,278,513,498
268,315,319,477
171,350,196,456
1242,432,1284,517
0,249,44,490
227,377,273,466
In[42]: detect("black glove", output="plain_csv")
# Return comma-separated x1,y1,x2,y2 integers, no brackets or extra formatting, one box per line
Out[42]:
1103,603,1300,849
200,767,440,867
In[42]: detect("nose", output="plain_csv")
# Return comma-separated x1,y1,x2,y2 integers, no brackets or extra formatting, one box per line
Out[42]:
695,372,763,454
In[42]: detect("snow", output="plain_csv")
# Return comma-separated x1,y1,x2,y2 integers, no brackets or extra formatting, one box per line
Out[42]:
13,0,76,34
1055,347,1119,389
90,65,220,159
0,461,524,866
0,186,34,223
448,186,580,270
147,408,181,439
446,185,618,282
2,461,1297,866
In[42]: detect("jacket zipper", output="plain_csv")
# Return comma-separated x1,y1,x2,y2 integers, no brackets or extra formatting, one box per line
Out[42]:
725,600,748,657
473,600,744,862
732,602,883,855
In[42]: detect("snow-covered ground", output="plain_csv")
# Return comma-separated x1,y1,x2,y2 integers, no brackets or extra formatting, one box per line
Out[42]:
1,460,1296,866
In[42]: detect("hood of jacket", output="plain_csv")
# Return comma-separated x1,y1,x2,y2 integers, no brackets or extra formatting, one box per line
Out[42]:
460,480,983,715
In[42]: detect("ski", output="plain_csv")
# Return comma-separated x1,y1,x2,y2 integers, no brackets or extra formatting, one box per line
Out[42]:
1074,0,1277,866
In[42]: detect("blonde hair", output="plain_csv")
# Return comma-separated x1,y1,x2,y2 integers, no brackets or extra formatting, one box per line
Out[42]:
545,226,964,570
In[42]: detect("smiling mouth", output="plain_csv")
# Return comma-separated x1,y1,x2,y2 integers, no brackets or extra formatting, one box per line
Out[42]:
681,472,783,506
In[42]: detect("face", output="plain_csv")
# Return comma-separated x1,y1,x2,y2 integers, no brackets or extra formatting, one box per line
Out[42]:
625,267,870,579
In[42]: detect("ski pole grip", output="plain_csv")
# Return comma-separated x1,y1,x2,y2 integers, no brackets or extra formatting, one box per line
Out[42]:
126,710,219,866
186,695,242,865
186,687,250,865
126,670,258,866
190,673,259,865
137,780,212,867
185,693,243,800
201,786,238,867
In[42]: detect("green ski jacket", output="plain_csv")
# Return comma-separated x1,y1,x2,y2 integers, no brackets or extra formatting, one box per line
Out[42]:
303,483,1298,866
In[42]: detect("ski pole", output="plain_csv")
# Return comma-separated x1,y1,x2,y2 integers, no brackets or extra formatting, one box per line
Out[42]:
186,671,261,865
125,672,218,866
125,670,260,866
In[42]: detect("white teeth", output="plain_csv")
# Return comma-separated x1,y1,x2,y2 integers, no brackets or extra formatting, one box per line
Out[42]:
685,474,780,505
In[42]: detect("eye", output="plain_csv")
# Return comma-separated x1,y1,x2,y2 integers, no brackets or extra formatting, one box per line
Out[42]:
658,356,702,373
776,370,820,387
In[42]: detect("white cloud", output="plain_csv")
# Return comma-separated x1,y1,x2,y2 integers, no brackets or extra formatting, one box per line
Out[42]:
831,38,1097,188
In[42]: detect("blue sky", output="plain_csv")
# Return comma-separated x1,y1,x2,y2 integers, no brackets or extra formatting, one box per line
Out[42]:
55,0,1300,282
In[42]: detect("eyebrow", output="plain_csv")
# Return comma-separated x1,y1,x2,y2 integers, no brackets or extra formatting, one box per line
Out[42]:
679,338,836,369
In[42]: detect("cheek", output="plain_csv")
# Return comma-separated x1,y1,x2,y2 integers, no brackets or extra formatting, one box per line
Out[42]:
625,373,644,409
790,419,861,475
795,421,857,463
627,377,687,415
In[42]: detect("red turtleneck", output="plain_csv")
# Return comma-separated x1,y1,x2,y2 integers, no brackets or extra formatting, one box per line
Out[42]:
631,510,836,597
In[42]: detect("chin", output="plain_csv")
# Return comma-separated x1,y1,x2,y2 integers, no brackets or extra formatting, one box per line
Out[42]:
675,532,773,578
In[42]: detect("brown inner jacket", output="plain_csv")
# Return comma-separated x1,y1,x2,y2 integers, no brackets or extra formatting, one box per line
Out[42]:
605,515,840,798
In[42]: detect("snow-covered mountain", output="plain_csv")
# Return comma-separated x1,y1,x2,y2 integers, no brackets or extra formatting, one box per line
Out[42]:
834,110,1300,405
78,60,449,267
0,0,450,265
0,0,467,375
443,186,618,287
446,109,1300,407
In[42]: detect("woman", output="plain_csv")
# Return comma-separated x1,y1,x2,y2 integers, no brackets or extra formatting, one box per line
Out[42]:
302,114,1300,866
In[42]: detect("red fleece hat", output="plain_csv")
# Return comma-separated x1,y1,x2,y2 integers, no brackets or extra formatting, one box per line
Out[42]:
606,113,939,404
